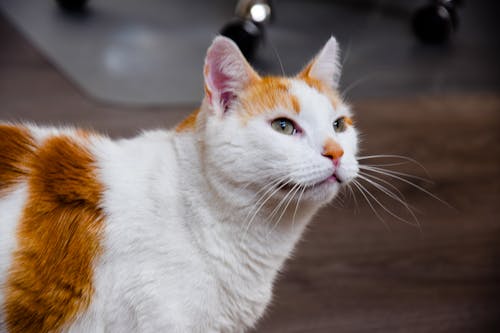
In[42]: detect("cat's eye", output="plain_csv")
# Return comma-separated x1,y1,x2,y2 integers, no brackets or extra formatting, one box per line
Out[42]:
271,118,297,136
333,116,347,133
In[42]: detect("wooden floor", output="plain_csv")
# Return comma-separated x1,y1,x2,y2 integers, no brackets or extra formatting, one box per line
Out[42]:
1,15,500,332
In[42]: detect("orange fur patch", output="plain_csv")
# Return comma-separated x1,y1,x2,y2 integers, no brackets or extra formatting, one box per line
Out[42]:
176,109,201,132
5,136,105,333
239,77,300,120
345,116,353,126
323,138,344,160
0,125,36,196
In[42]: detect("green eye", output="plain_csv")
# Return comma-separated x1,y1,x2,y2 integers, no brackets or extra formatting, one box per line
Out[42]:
333,116,347,133
271,118,297,135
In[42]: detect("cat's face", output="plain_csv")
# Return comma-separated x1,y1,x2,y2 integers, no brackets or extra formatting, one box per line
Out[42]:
202,37,358,206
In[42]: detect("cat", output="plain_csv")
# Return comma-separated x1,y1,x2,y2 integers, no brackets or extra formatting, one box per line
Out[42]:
0,36,359,332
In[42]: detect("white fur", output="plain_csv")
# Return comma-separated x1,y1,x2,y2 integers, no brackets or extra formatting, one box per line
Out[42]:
0,185,28,331
0,38,359,332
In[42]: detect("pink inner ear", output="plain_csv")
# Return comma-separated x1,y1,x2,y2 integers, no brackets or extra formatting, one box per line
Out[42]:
208,65,235,112
205,37,258,112
208,62,229,92
220,91,235,112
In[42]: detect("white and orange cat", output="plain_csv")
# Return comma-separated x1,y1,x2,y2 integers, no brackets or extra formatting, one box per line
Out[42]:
0,36,359,332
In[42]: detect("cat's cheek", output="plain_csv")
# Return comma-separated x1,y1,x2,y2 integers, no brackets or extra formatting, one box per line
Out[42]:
337,155,359,184
336,130,357,154
347,129,360,156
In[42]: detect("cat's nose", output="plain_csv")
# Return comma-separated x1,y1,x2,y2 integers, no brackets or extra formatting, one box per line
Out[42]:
322,138,344,162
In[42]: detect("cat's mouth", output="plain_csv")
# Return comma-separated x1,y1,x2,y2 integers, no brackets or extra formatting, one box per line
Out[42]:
278,173,340,192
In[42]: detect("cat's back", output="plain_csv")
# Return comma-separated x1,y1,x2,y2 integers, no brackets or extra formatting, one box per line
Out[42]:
0,123,111,332
0,124,179,332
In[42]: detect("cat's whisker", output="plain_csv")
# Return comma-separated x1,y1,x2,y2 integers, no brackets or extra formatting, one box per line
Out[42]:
266,183,302,238
340,73,376,100
357,154,430,176
292,186,306,230
283,184,304,226
266,183,300,226
238,169,284,189
345,182,359,211
359,165,452,209
238,181,278,211
359,171,410,205
351,179,391,230
240,178,283,230
362,161,411,167
356,178,419,227
335,190,347,208
328,193,345,210
357,174,420,228
244,176,288,219
268,38,286,76
240,176,293,241
341,39,352,67
226,171,276,197
243,174,284,199
360,165,433,184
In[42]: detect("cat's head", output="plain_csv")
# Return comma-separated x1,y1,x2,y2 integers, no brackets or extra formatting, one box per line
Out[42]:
195,36,359,207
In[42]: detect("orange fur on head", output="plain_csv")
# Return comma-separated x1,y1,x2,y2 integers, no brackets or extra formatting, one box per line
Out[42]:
239,77,300,120
178,77,301,130
5,136,105,333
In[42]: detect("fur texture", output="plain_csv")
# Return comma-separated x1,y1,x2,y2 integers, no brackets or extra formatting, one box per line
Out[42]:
0,36,359,332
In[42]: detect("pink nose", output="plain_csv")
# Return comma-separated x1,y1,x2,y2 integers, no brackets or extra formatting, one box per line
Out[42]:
322,138,344,162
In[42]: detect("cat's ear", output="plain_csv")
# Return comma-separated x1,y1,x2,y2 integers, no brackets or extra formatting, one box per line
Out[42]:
298,36,341,89
204,36,260,114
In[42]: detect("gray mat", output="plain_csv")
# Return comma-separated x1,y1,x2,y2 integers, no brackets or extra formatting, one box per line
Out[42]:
1,0,499,106
0,0,233,106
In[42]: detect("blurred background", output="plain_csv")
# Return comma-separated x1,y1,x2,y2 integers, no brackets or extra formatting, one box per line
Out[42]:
1,0,499,332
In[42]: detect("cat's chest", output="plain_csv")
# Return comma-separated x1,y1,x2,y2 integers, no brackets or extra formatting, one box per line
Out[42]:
99,251,272,332
97,212,273,332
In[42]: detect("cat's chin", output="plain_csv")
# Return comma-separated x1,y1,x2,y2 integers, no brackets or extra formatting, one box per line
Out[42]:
302,180,341,204
278,176,341,204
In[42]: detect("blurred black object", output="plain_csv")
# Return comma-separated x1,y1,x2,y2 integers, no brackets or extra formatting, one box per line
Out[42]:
55,0,89,11
220,18,263,61
220,0,273,60
412,0,463,44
